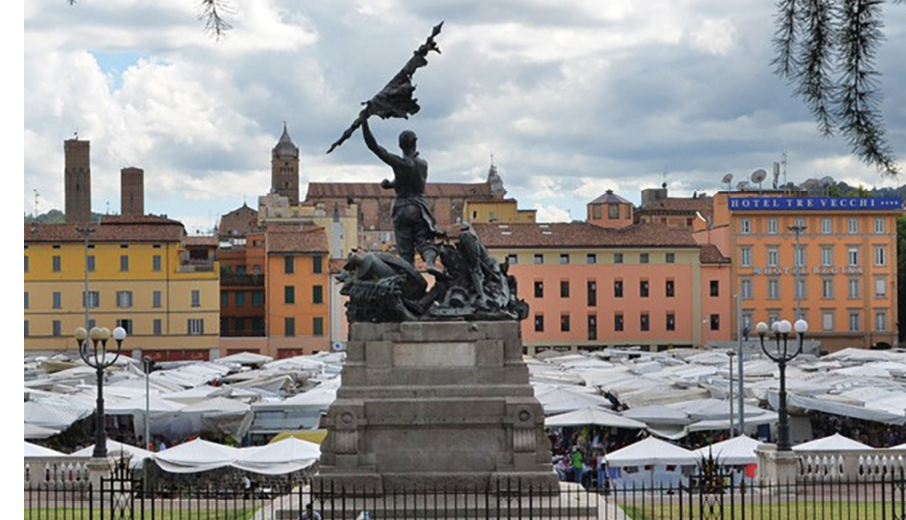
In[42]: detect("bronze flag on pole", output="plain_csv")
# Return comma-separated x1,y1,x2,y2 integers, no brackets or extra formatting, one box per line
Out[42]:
326,22,443,154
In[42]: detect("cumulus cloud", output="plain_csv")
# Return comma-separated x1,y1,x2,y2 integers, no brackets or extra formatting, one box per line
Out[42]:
533,203,572,223
23,0,906,229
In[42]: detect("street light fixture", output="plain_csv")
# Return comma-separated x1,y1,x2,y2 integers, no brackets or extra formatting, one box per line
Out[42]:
75,325,128,458
756,319,807,451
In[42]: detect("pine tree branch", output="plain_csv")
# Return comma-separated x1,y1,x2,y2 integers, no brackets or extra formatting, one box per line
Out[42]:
796,0,836,137
772,0,800,78
836,0,898,174
197,0,233,40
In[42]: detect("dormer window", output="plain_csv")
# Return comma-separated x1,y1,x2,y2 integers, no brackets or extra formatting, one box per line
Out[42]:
608,205,620,219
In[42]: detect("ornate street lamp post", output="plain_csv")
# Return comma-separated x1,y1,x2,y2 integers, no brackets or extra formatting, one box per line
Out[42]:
756,319,807,451
75,326,128,458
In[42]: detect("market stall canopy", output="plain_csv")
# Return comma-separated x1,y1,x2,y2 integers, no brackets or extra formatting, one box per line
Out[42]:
622,405,691,426
536,387,613,415
25,441,67,458
693,435,762,465
215,352,274,366
24,398,94,430
793,433,872,451
233,437,320,474
161,385,231,405
107,395,187,415
24,423,60,440
73,440,153,469
605,437,698,466
153,439,239,473
545,406,647,429
181,397,251,415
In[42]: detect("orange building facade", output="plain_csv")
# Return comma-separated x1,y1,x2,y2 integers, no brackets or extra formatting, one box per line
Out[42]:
264,225,330,357
474,192,732,354
699,192,902,351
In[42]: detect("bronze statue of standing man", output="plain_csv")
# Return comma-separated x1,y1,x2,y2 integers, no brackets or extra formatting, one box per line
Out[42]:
361,120,439,270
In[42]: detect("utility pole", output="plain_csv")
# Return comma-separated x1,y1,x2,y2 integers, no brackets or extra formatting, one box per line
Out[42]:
789,224,807,321
737,293,745,434
76,226,97,330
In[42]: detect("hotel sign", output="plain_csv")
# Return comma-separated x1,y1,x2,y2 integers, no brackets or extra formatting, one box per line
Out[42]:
751,265,863,276
728,196,903,211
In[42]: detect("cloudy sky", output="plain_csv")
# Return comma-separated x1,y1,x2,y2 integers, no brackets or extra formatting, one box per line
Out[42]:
21,0,906,231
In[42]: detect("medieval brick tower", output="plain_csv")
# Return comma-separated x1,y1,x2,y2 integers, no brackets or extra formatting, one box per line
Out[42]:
121,167,144,216
64,137,91,223
271,123,300,205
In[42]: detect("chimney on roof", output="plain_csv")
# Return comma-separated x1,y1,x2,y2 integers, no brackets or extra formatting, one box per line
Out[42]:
64,137,91,223
121,167,144,216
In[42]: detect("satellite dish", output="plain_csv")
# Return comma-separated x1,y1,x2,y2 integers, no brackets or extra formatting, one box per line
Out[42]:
722,173,734,191
821,176,835,186
736,181,749,191
751,169,768,184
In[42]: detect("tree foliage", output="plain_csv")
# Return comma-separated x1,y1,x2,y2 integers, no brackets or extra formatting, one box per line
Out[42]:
772,0,903,175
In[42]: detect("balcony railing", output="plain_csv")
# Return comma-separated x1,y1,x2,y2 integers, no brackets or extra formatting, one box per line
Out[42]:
221,273,265,286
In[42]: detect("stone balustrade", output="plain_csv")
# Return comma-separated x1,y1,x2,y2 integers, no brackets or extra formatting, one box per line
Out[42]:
796,449,906,482
24,457,92,488
25,454,132,489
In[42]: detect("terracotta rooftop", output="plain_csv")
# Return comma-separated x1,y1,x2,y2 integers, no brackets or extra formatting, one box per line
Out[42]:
589,190,632,205
305,182,495,200
266,226,329,254
699,244,730,264
472,222,700,249
639,196,714,218
25,221,185,243
100,214,184,225
184,236,219,247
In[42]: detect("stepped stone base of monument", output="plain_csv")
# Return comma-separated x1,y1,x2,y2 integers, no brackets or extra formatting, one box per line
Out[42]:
315,321,559,495
273,483,603,520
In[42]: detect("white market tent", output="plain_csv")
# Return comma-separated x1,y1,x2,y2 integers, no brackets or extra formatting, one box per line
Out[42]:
154,439,240,473
152,438,319,474
233,437,320,474
545,407,647,429
161,385,230,405
215,352,274,366
25,441,67,458
623,405,691,426
181,397,251,415
605,437,698,466
693,435,762,466
24,398,94,431
793,433,872,451
536,387,614,415
603,437,698,489
107,395,187,415
73,440,153,469
25,423,61,440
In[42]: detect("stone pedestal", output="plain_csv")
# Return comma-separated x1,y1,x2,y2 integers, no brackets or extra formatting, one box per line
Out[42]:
756,443,799,488
316,321,558,495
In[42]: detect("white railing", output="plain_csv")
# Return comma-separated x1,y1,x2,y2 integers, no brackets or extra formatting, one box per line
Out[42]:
797,449,906,482
24,457,92,488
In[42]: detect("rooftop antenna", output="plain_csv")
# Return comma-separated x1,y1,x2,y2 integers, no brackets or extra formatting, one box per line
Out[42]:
106,200,111,215
782,151,788,189
751,169,767,193
33,189,40,217
722,173,734,192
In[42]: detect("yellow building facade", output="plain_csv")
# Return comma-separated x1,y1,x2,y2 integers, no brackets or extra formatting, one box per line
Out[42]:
463,199,537,224
24,217,220,360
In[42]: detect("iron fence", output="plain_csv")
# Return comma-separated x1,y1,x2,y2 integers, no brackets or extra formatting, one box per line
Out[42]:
22,470,906,519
